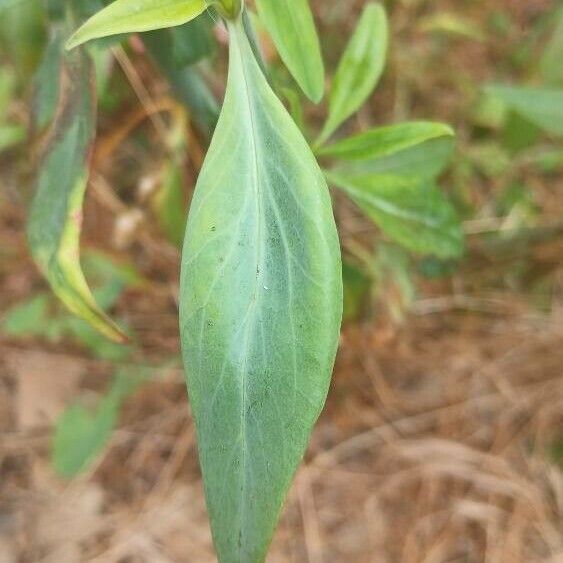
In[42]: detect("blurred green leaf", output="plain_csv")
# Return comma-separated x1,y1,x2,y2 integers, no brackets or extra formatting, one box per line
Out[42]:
66,0,208,50
154,160,187,248
318,3,388,144
327,172,464,258
502,111,540,153
332,137,455,180
2,294,50,337
52,370,145,477
144,12,215,69
0,0,46,81
255,0,324,102
317,121,454,160
0,125,25,151
343,261,370,322
485,84,563,137
32,27,64,131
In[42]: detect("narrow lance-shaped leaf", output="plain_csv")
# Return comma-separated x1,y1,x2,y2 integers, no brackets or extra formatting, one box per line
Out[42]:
317,2,388,145
485,84,563,137
27,39,126,343
180,18,342,563
255,0,324,102
317,121,454,160
327,172,463,259
66,0,208,50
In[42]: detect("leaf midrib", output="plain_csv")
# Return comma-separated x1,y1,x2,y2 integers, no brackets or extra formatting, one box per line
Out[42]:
232,24,266,557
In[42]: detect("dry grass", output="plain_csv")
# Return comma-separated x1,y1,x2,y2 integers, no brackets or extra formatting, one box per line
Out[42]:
1,308,562,562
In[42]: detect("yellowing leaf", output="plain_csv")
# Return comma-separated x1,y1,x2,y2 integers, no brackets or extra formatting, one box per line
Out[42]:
27,41,126,343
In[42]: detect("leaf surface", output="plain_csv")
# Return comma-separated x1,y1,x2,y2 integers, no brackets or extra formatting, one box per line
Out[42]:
485,84,563,137
180,20,342,563
332,136,455,179
255,0,324,102
327,172,463,258
317,121,454,160
27,42,126,343
318,2,388,144
66,0,207,50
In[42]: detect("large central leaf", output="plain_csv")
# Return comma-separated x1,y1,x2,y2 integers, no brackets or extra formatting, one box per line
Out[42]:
179,18,342,563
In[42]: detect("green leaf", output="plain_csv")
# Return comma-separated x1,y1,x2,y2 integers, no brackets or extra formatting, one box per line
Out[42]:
180,20,342,563
144,12,216,69
2,294,50,337
66,0,208,50
254,0,324,102
342,261,370,322
332,136,455,180
317,3,388,144
485,84,563,137
327,172,463,258
52,370,144,477
27,41,127,343
32,27,64,131
0,124,25,151
317,121,454,160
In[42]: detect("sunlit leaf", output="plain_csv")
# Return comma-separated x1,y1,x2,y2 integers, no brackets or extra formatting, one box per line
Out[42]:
317,121,454,160
66,0,208,50
180,20,342,562
485,84,563,137
317,2,388,144
255,0,324,102
27,40,127,343
327,172,463,258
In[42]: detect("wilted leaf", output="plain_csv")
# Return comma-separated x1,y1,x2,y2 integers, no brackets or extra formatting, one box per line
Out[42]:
27,39,127,343
317,121,454,160
485,84,563,137
317,3,388,144
327,172,463,258
255,0,324,102
66,0,208,50
180,20,342,563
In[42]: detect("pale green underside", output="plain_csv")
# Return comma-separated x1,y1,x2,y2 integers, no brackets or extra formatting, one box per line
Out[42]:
180,19,342,563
